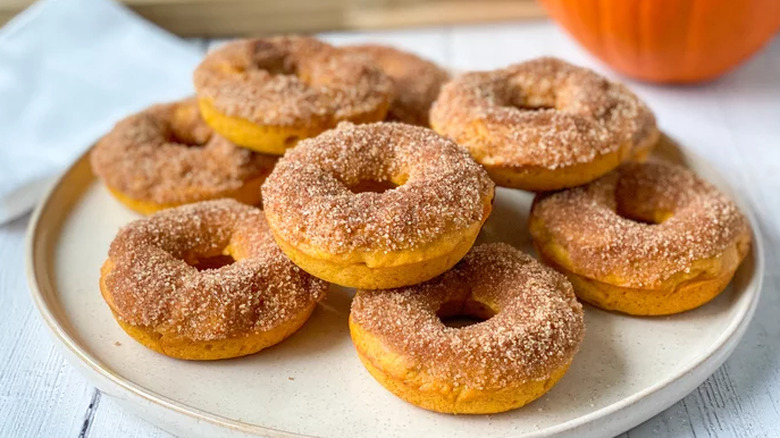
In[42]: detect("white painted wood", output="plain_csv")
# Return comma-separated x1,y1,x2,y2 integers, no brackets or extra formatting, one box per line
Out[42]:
0,214,95,437
2,21,778,438
89,395,172,438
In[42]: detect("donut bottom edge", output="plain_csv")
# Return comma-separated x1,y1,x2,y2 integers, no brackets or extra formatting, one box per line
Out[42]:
269,217,486,290
477,144,628,192
533,237,751,316
104,175,265,216
349,317,572,414
197,97,389,155
100,260,318,361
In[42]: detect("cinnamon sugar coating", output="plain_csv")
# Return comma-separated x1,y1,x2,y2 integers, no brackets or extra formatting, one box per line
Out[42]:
103,200,327,341
351,243,585,389
430,57,657,169
261,122,495,254
90,98,277,204
194,36,393,127
530,161,751,287
343,44,449,126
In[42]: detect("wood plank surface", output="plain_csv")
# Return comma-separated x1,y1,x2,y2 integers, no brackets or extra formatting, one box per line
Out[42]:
0,214,96,437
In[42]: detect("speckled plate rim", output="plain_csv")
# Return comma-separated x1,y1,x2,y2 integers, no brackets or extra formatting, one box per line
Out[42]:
25,145,765,438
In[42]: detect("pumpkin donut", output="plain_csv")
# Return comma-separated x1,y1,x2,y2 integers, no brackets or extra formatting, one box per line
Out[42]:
99,199,328,360
262,122,495,289
529,161,751,316
349,243,585,414
342,44,449,126
90,98,277,215
193,36,394,154
430,57,659,191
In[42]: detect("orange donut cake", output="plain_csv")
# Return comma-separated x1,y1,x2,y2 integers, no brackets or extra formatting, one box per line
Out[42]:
343,44,449,126
90,98,277,215
100,200,328,360
350,243,585,414
529,161,751,315
430,57,659,191
262,122,495,289
194,36,394,154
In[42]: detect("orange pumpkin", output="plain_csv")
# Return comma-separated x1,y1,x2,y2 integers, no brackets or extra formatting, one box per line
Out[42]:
539,0,780,83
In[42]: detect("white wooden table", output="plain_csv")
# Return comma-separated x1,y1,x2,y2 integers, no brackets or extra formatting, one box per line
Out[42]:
2,21,779,438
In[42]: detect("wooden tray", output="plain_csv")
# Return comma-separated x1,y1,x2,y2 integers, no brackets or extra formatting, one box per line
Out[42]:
26,138,764,437
1,0,546,37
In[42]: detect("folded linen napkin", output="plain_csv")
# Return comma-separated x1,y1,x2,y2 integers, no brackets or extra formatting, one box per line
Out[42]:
0,0,203,224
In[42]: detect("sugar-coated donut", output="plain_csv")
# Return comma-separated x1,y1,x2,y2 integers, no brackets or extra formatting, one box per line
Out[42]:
430,57,659,191
529,161,751,315
262,122,495,289
194,36,394,155
90,98,277,215
342,44,449,126
349,243,585,414
100,200,328,360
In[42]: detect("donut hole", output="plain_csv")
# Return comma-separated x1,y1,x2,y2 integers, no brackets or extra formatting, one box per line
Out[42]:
250,41,298,76
189,254,236,271
168,130,209,148
504,89,556,112
283,135,300,147
509,102,555,112
257,58,297,76
615,182,675,225
437,299,496,328
347,179,399,194
168,107,211,147
615,205,666,225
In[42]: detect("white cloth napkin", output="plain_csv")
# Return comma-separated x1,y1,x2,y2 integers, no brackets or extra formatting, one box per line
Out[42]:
0,0,203,224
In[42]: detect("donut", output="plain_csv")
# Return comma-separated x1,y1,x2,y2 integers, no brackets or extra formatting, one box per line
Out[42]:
193,36,394,155
430,57,659,191
342,44,449,126
349,243,585,414
90,98,277,215
529,161,751,316
99,199,327,360
262,122,495,289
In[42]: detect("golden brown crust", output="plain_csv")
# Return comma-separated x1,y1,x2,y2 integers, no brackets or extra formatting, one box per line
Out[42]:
430,57,657,170
342,44,449,126
193,36,394,128
89,98,277,205
261,122,495,255
529,161,751,288
102,200,327,342
350,243,585,389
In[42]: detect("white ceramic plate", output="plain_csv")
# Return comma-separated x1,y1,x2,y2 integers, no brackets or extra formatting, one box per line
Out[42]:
27,139,764,438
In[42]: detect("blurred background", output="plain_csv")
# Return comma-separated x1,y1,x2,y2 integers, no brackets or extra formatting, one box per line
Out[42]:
0,0,546,36
2,0,777,83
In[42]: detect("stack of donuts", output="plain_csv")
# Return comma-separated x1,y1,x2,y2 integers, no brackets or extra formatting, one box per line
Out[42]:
93,35,751,415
